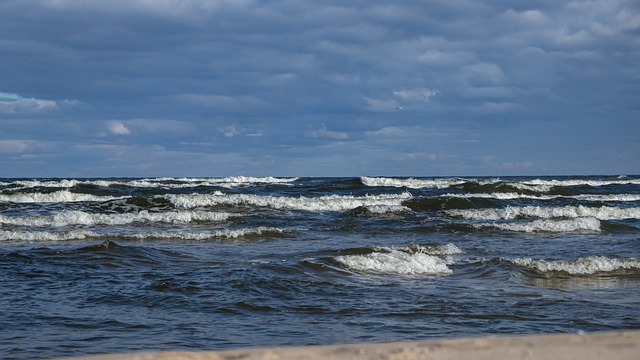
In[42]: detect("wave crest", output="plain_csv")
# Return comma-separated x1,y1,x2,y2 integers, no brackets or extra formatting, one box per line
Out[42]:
510,256,640,275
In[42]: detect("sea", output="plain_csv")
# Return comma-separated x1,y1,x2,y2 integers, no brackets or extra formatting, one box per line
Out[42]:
1,175,639,359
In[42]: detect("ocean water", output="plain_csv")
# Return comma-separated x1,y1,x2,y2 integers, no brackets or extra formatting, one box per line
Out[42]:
1,175,639,359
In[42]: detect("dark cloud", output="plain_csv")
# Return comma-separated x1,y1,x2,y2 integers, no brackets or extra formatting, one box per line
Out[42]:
0,0,638,176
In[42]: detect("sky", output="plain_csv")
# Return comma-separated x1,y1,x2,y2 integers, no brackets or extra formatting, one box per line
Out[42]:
0,0,639,177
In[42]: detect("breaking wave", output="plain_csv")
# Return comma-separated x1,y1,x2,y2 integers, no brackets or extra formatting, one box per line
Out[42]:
0,210,234,227
332,243,460,275
509,256,640,275
477,217,602,233
448,206,640,221
0,190,130,203
361,176,467,189
0,227,286,242
6,176,300,190
165,192,413,212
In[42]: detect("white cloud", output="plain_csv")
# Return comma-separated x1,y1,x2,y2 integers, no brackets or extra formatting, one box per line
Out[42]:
106,120,131,135
0,92,60,114
306,126,349,140
363,97,399,111
418,50,476,66
0,140,49,153
393,88,438,102
461,63,505,83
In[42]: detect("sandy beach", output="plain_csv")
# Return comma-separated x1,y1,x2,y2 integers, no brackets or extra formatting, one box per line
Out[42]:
60,331,639,360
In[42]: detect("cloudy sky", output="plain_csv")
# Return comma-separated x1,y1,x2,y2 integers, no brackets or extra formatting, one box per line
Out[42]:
1,0,638,177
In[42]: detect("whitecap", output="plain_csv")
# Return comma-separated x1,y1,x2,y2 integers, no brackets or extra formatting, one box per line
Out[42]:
448,206,640,221
334,249,452,275
361,176,467,189
509,256,640,275
0,190,130,203
0,210,234,227
0,229,97,242
165,192,412,212
478,217,601,232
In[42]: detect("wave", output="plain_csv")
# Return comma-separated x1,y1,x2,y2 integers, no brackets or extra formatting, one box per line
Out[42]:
361,176,467,189
0,227,286,242
0,190,130,203
441,192,640,202
0,229,97,242
118,227,286,241
521,178,640,188
477,217,601,232
509,256,640,275
361,176,640,194
448,206,640,221
165,192,413,212
4,176,300,190
332,243,459,275
0,210,235,227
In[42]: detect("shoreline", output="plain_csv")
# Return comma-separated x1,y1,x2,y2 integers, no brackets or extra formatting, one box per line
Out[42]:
58,331,640,360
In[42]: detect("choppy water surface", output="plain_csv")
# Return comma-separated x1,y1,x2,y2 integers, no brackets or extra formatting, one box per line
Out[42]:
1,176,639,359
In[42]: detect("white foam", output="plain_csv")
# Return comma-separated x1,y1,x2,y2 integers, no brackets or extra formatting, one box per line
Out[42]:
4,177,300,190
441,192,559,200
510,256,640,275
521,178,640,187
0,210,234,227
448,206,640,221
0,229,97,242
0,190,130,203
165,192,413,211
121,227,285,240
480,217,601,232
361,176,467,189
334,249,452,275
409,243,463,256
441,192,640,202
364,205,411,214
0,227,283,242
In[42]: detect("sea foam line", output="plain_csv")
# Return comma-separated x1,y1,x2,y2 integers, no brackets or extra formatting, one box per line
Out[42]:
448,206,640,221
165,192,413,211
4,176,300,190
0,190,130,203
0,227,286,242
0,210,235,227
361,176,467,189
476,217,602,233
509,256,640,275
441,192,640,202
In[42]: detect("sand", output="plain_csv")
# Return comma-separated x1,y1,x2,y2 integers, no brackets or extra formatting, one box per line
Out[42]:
57,331,640,360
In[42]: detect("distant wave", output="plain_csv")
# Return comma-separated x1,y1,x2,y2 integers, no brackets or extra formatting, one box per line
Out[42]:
361,176,467,189
441,192,640,202
475,217,601,233
0,210,234,227
448,206,640,221
165,192,413,212
5,176,300,190
509,256,640,275
361,176,640,192
0,227,286,242
0,190,130,203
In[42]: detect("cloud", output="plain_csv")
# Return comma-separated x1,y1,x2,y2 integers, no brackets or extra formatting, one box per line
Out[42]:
106,120,131,135
0,0,638,176
0,139,50,153
393,88,438,102
305,125,349,140
0,92,59,114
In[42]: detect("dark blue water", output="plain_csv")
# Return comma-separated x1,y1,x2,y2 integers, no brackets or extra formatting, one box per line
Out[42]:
1,176,639,359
